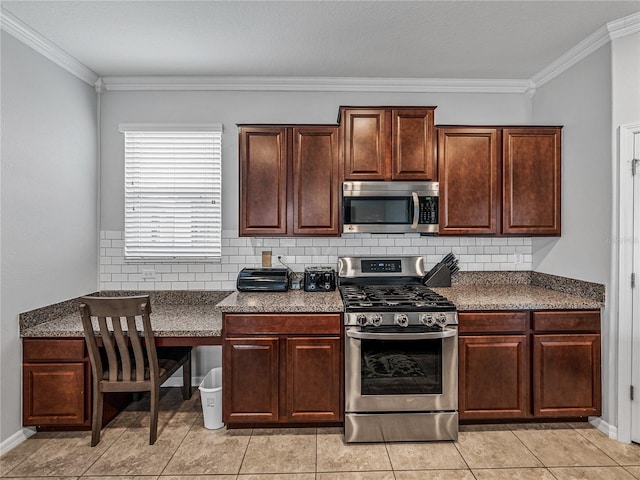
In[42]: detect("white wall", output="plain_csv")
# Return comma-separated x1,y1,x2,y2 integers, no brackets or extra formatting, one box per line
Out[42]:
0,33,98,448
531,44,613,284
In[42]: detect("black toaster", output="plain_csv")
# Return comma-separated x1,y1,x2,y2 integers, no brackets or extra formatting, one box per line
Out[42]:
303,266,336,292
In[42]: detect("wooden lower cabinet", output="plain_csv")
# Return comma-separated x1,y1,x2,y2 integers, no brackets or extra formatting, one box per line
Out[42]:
223,337,280,423
23,338,135,429
459,310,601,422
23,338,90,427
222,313,343,426
459,335,530,420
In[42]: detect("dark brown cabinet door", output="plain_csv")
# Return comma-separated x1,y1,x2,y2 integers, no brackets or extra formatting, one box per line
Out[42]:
343,109,390,180
292,127,340,235
459,335,530,420
438,128,499,234
23,363,87,426
532,333,601,417
392,108,437,180
503,128,561,235
239,127,288,235
286,337,342,422
223,337,279,423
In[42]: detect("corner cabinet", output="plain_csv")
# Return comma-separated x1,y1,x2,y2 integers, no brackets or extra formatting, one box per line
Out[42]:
341,107,437,181
222,313,343,426
438,126,561,236
239,125,341,237
458,309,601,422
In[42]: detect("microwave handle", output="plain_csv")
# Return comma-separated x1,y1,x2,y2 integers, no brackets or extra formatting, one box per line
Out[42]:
411,192,419,229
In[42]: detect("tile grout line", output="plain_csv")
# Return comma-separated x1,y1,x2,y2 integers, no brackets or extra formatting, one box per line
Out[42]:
157,408,199,477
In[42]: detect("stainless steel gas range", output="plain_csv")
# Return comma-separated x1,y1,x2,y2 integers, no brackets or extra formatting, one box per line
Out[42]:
338,256,458,443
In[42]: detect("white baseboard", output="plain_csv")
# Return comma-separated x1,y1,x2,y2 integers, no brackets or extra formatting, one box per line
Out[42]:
0,427,36,456
163,375,205,389
590,416,619,440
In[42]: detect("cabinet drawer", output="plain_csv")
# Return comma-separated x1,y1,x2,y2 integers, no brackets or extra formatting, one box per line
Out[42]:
532,310,600,332
224,314,342,335
23,338,86,362
459,312,529,334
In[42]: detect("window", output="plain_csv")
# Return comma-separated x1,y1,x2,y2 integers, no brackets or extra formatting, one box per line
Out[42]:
120,124,222,260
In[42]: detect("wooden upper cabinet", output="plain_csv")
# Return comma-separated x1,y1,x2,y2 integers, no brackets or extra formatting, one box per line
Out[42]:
343,109,390,179
438,127,499,235
438,125,562,236
503,128,562,235
392,108,437,180
292,127,340,236
239,125,340,237
342,107,436,180
239,127,288,236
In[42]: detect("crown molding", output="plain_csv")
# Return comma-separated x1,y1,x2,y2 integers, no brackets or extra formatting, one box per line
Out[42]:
607,11,640,40
100,75,533,94
0,7,99,86
2,6,637,94
531,11,640,89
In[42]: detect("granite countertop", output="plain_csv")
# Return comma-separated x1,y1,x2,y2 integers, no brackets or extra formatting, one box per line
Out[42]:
432,284,603,311
216,289,344,313
19,272,604,339
20,291,233,338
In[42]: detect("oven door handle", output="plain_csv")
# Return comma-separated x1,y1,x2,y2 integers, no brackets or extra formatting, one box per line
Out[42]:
346,327,457,341
411,192,419,229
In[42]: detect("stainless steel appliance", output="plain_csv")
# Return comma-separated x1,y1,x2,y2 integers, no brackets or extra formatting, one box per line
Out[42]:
338,256,458,443
303,266,336,292
342,181,439,234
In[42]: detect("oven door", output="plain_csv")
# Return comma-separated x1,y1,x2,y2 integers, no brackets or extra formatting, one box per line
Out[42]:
345,325,458,413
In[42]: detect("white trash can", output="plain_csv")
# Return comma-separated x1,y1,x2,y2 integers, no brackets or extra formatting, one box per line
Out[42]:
199,367,224,429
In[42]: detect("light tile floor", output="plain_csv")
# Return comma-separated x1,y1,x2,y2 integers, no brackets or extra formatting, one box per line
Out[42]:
2,388,640,479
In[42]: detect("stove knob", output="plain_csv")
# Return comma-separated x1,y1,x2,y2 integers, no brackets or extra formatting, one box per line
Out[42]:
394,313,409,327
356,314,368,327
369,313,382,327
420,314,436,327
435,313,448,327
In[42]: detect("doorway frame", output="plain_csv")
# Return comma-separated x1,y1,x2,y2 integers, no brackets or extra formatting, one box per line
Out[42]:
616,122,640,444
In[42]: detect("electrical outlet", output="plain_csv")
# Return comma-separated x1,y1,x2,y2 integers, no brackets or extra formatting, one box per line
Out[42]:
514,253,523,264
142,269,156,279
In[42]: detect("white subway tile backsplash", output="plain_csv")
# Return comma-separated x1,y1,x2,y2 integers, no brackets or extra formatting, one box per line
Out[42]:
99,230,533,290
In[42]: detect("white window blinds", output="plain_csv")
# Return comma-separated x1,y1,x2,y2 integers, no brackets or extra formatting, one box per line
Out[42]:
121,124,222,260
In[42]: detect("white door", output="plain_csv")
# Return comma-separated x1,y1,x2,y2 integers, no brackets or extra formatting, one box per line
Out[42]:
630,130,640,444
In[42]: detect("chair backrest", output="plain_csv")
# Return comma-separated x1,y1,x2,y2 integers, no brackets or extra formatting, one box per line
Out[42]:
79,295,159,385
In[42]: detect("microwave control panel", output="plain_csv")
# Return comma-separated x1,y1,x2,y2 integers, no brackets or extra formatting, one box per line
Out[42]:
419,196,439,224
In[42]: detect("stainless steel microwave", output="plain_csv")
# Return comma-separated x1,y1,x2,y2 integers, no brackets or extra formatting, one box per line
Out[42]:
342,181,439,234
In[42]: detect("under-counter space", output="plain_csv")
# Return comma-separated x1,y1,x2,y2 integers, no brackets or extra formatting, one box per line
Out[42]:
431,284,603,311
216,289,344,313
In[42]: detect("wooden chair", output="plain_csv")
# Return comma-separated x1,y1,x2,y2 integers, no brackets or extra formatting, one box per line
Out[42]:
79,295,192,446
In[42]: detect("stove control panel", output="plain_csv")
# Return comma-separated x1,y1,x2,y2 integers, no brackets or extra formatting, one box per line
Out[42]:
345,311,458,327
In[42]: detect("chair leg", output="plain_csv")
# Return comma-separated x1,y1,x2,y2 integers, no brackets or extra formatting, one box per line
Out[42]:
91,384,104,447
182,349,192,400
149,384,160,445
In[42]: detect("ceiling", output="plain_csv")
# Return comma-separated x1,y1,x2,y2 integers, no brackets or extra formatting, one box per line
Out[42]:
2,1,639,81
